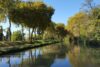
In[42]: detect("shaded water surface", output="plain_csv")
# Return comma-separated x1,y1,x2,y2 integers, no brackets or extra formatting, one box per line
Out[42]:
0,43,100,67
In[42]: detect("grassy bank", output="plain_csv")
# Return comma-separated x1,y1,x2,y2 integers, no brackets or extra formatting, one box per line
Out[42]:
0,40,59,55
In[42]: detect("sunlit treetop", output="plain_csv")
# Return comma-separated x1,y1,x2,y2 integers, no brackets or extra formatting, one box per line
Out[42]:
9,1,55,32
67,12,88,31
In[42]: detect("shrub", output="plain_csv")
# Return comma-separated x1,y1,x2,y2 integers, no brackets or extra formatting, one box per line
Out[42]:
11,31,22,41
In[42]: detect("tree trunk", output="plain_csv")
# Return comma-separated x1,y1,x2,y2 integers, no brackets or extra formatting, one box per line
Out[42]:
9,20,11,41
34,29,37,40
29,28,31,42
21,25,24,41
30,29,33,42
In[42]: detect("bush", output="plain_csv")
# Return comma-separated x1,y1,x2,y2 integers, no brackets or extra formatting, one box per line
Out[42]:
11,31,22,41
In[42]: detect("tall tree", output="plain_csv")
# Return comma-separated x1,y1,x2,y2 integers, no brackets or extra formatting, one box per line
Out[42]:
66,12,89,45
43,22,56,39
0,0,20,41
9,1,54,42
55,23,68,41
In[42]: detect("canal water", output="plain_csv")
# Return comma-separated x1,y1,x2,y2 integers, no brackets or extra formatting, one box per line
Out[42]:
0,43,100,67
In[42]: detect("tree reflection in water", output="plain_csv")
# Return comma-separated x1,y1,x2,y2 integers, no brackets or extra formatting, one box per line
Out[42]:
0,44,100,67
68,46,100,67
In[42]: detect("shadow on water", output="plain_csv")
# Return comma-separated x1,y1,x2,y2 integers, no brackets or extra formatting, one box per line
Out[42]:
0,43,100,67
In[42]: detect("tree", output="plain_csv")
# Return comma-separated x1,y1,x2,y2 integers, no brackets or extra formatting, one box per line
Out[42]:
66,6,100,45
66,12,89,45
82,0,100,44
9,1,54,42
87,7,100,42
43,22,56,39
55,23,68,41
0,0,20,41
67,12,88,37
11,31,23,41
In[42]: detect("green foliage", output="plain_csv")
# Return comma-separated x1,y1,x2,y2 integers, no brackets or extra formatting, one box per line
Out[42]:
0,0,19,19
11,31,22,41
9,1,54,31
9,1,54,41
43,22,56,39
55,23,68,41
0,0,21,41
66,7,100,45
67,12,88,37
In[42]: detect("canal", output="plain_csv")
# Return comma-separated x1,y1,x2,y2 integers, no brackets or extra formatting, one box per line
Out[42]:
0,43,100,67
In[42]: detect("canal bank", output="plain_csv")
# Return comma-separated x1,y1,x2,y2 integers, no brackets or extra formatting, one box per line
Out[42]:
0,40,59,56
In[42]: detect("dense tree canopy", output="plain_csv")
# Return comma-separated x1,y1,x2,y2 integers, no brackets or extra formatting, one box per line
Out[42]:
9,1,54,32
67,12,88,37
0,0,21,41
66,7,100,44
55,23,68,40
8,1,54,41
43,22,56,39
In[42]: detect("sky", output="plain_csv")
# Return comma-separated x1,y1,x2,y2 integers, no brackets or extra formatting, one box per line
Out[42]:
43,0,100,25
1,0,100,35
44,0,84,25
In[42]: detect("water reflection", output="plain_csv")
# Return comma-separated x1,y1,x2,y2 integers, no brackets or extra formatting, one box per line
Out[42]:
0,44,100,67
68,46,100,67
